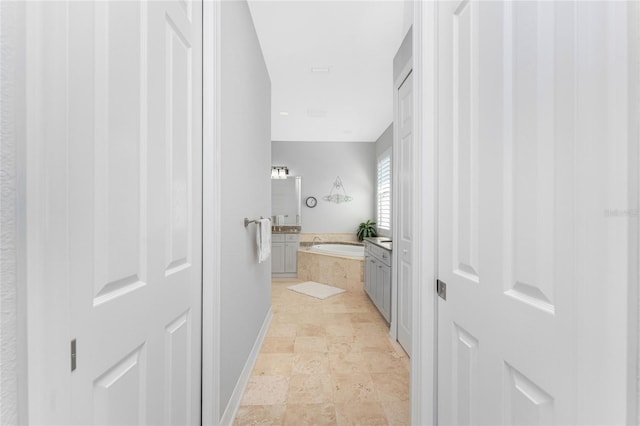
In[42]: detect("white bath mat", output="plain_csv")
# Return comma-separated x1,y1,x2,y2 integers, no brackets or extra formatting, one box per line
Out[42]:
287,281,345,300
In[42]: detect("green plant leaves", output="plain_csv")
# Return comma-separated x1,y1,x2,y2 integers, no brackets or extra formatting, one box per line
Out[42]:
357,220,378,241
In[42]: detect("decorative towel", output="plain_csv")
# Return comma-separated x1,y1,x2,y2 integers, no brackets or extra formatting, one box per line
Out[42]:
256,218,271,263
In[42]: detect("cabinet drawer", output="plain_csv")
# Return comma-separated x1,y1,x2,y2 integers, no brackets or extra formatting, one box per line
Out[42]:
378,249,391,266
285,234,299,242
365,242,391,266
272,234,285,242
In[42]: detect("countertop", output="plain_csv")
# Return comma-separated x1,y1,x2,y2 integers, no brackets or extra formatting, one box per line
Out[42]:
363,237,392,251
271,225,301,234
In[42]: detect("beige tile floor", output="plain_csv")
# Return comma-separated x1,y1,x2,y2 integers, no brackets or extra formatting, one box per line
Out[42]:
234,278,410,426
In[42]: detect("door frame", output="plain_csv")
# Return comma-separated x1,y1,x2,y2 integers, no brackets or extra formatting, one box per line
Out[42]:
409,1,437,424
632,2,640,422
202,1,222,424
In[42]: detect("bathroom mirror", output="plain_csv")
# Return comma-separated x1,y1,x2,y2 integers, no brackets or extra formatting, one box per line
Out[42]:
271,176,301,226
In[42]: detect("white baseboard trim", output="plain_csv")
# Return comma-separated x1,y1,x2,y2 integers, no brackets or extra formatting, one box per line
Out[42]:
219,306,273,426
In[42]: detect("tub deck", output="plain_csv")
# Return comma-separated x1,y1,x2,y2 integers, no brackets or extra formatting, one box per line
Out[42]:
297,248,364,292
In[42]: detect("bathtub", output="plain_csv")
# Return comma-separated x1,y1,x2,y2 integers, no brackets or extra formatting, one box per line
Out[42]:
310,243,364,258
297,243,365,292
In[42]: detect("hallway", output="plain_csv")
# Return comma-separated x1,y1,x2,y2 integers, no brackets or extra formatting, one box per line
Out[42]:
2,1,638,424
234,278,410,425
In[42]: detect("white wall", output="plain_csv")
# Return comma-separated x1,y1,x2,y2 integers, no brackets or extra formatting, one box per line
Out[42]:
0,2,25,424
272,141,376,234
220,0,272,413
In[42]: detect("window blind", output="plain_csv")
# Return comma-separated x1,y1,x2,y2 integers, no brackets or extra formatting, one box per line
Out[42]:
377,150,391,232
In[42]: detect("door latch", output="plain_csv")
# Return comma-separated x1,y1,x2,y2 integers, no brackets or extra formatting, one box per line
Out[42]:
437,279,447,300
71,339,77,372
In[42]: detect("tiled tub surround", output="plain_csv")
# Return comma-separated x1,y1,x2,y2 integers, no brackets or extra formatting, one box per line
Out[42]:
298,233,359,244
297,246,364,293
234,278,410,425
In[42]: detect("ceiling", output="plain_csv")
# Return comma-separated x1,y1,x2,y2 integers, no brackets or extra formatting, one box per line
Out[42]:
247,1,411,142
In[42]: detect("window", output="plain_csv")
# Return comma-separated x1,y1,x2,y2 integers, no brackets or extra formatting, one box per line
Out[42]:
377,148,392,234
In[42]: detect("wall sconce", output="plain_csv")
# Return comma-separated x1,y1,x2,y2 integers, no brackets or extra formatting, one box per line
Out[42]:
271,166,289,179
323,176,353,203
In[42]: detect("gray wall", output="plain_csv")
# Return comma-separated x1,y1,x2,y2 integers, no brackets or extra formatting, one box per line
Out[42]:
375,124,393,238
272,141,376,234
393,26,412,82
376,123,393,157
220,0,272,413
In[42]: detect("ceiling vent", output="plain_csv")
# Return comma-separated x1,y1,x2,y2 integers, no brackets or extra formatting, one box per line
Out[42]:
310,67,330,74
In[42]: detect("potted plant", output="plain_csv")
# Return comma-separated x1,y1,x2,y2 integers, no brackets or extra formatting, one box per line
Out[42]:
357,220,377,242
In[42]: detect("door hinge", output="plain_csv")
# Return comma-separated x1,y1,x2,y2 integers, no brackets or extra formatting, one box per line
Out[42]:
71,339,77,372
437,279,447,301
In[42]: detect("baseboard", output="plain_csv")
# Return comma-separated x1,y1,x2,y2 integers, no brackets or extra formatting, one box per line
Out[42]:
272,272,297,278
219,306,273,426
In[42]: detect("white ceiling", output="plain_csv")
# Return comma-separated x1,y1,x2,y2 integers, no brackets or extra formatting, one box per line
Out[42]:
247,1,410,142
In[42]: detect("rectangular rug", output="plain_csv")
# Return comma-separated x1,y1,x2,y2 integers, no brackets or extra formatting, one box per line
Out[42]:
287,281,346,300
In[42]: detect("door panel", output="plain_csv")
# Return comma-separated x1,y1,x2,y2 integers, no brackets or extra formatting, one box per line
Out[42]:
451,324,477,426
164,311,192,425
272,243,285,273
165,11,193,276
505,1,556,313
503,364,554,426
69,1,203,424
93,0,147,307
93,346,147,426
438,0,635,423
381,265,391,320
396,71,413,355
437,1,574,424
452,0,479,283
284,243,297,273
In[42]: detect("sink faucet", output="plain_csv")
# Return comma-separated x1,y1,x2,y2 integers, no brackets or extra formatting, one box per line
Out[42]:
312,236,323,244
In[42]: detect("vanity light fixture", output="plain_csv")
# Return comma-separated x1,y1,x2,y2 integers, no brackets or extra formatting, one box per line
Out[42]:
271,166,289,179
323,176,353,204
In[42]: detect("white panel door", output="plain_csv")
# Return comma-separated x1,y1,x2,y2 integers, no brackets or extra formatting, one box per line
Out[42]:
437,1,634,424
396,71,413,356
68,1,202,424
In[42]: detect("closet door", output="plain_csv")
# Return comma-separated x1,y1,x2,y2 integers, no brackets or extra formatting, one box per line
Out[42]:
436,1,634,424
396,71,413,355
67,1,203,424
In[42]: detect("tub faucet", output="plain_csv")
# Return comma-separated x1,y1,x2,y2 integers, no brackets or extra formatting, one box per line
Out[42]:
312,236,323,244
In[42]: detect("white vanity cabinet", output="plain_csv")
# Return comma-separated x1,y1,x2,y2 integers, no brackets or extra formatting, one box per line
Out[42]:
271,236,285,273
364,240,392,322
272,233,299,277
